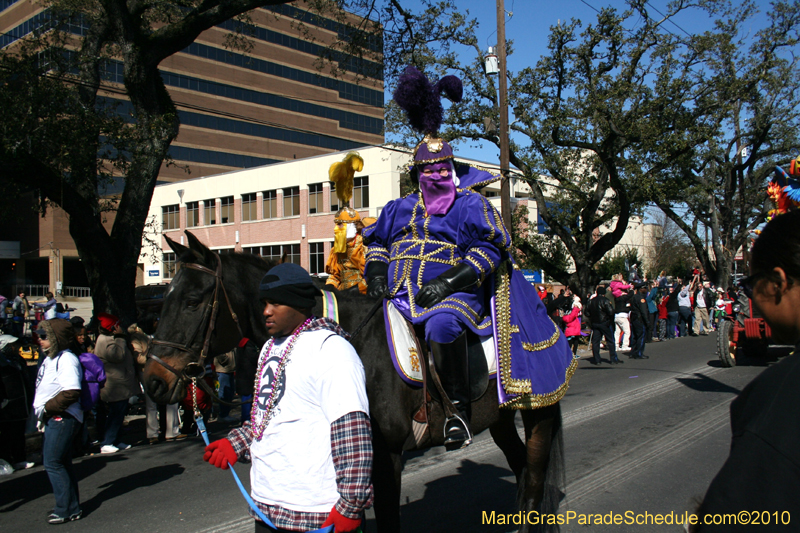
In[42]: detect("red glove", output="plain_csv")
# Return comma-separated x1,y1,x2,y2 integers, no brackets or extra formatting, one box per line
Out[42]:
203,438,237,470
321,507,361,532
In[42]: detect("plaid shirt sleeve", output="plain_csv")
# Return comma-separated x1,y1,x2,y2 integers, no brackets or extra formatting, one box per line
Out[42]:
330,410,374,519
227,421,253,462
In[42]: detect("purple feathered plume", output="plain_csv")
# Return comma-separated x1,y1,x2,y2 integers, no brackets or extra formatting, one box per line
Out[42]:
393,66,463,135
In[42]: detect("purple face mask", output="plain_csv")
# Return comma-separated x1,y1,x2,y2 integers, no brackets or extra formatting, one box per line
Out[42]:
418,162,456,216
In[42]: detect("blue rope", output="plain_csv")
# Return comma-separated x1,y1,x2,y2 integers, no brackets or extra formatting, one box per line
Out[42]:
196,416,334,533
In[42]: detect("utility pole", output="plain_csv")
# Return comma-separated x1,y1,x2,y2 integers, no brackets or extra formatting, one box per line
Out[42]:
496,0,512,230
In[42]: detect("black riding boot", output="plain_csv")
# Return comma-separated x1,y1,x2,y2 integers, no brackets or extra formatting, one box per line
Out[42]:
430,332,472,451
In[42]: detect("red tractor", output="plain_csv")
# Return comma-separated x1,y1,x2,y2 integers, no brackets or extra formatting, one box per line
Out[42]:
717,290,773,367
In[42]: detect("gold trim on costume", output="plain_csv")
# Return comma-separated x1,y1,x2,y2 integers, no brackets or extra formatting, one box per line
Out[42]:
496,261,564,396
500,358,578,410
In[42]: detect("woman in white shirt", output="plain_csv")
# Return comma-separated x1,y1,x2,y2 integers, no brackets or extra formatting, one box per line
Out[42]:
33,318,83,524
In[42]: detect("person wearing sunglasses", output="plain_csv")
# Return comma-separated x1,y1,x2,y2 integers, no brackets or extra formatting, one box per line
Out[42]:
692,210,800,530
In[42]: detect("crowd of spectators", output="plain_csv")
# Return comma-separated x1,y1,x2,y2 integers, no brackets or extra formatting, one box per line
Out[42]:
535,266,739,365
0,302,243,505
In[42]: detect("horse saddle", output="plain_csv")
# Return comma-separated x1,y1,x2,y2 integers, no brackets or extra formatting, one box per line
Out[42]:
383,300,496,401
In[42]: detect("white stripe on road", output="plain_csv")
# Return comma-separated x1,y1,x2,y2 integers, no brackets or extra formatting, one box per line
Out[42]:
563,401,730,508
562,365,725,427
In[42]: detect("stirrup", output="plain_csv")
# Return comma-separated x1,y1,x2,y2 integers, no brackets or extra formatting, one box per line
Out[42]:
443,413,472,451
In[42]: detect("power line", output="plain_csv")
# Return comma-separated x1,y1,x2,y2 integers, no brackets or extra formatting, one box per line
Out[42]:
644,0,693,38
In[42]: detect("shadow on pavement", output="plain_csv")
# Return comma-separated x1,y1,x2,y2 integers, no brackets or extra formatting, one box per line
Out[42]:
363,459,517,533
676,373,741,395
0,453,114,513
80,463,185,516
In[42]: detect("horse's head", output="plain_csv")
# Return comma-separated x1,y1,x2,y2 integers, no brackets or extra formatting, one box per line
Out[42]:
143,231,248,404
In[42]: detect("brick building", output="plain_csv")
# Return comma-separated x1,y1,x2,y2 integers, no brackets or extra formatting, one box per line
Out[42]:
0,1,383,296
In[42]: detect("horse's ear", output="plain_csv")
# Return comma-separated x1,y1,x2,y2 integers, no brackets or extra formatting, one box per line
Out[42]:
164,234,190,258
185,231,216,267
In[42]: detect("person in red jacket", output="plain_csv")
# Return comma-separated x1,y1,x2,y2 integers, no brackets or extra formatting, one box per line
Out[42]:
562,296,583,356
656,294,669,341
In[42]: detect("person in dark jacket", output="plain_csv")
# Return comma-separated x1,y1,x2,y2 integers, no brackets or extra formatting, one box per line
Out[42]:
692,210,800,531
665,285,680,339
587,287,621,365
628,284,650,359
234,338,259,424
645,284,659,342
0,334,34,469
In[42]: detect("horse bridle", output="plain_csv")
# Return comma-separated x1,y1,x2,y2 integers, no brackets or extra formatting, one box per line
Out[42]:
148,252,243,383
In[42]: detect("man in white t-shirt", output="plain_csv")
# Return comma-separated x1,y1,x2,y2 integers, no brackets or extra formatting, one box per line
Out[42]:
32,319,84,524
204,263,373,533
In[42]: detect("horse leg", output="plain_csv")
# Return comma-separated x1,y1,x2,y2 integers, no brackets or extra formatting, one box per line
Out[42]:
371,431,403,533
489,408,526,481
518,403,564,533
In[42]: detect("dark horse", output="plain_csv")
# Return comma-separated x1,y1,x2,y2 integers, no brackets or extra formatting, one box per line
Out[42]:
143,231,564,533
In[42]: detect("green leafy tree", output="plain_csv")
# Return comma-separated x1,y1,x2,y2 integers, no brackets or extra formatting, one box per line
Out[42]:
595,249,640,282
385,2,712,297
647,1,800,290
0,0,458,322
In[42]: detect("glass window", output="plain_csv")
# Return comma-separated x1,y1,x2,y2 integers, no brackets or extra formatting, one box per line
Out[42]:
242,193,257,222
220,196,234,224
308,183,323,214
309,242,325,274
353,176,369,209
204,199,216,225
163,252,177,279
263,190,277,219
285,243,301,265
216,248,236,255
330,183,340,213
283,187,299,217
162,205,179,231
186,201,199,228
244,244,300,264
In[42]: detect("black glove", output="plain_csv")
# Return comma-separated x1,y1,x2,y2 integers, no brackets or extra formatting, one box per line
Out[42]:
366,262,389,298
416,263,479,308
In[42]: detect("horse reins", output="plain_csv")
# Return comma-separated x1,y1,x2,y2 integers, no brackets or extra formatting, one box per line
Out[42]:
148,251,382,409
149,253,243,385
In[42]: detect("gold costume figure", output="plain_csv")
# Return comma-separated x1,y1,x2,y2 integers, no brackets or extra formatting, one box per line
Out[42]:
325,231,367,293
324,151,374,293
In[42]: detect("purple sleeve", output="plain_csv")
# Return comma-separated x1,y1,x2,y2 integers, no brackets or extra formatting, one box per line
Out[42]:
461,195,508,285
330,411,374,518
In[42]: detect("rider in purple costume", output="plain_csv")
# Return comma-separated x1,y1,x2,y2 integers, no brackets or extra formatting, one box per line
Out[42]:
364,67,576,450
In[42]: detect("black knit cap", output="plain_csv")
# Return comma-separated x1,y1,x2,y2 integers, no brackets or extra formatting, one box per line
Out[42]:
259,263,322,309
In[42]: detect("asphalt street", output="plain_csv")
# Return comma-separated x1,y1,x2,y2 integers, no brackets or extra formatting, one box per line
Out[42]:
0,333,788,533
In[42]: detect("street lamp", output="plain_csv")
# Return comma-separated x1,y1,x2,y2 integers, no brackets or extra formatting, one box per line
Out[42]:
485,46,499,75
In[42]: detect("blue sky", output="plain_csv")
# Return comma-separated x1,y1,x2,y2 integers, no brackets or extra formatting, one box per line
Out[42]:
391,0,774,164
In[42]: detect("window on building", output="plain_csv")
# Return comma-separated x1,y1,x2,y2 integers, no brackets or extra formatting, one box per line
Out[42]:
216,248,236,255
242,193,257,222
285,243,301,265
283,187,299,217
309,242,325,274
308,183,324,214
244,244,300,264
162,205,179,231
220,196,234,224
353,176,369,208
204,199,216,225
330,183,340,212
186,201,199,228
263,190,277,219
163,252,177,279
